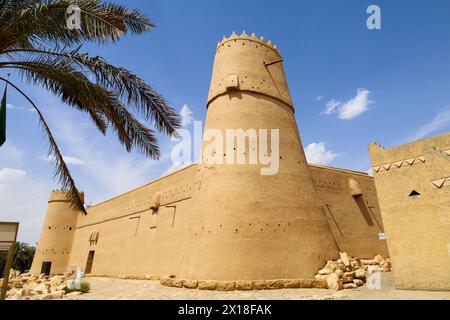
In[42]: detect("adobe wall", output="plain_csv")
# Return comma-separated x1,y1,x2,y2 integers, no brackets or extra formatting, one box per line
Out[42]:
31,32,389,281
309,164,388,258
62,162,388,279
369,132,450,290
68,164,198,277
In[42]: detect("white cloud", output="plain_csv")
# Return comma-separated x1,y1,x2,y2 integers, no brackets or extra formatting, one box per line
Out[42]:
180,104,194,127
323,88,373,120
315,96,324,101
43,155,86,166
409,107,450,141
0,168,49,245
0,141,23,164
304,142,339,165
324,99,341,115
0,168,26,183
6,103,25,110
63,156,86,166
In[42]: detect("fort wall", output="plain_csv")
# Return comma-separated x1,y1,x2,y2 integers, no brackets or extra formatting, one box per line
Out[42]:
309,164,388,258
59,163,386,279
68,164,197,277
369,132,450,290
31,32,388,282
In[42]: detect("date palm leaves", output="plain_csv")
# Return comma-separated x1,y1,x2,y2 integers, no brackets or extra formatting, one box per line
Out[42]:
0,0,181,214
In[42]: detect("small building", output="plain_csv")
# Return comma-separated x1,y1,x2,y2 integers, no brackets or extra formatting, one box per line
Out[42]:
369,132,450,290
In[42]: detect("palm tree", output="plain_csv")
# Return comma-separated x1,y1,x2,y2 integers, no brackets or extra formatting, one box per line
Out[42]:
0,242,36,277
0,0,180,214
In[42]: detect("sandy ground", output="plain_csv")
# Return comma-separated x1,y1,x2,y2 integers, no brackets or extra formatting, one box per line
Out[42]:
66,273,450,300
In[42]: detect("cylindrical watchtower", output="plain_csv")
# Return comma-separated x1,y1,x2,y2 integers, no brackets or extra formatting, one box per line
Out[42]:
30,190,83,275
178,32,338,281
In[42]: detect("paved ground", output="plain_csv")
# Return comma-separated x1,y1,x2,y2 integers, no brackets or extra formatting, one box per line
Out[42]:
66,273,450,300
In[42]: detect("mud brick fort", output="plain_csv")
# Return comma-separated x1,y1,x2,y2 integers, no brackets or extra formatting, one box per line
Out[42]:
30,32,450,291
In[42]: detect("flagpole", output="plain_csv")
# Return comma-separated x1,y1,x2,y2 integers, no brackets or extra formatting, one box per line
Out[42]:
0,73,9,147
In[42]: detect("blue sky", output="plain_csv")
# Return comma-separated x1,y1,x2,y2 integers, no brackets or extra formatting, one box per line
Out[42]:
2,0,450,244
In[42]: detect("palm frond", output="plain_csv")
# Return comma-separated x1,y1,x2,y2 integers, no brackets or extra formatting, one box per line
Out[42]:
0,0,154,50
0,76,86,214
3,47,181,135
0,58,160,158
0,1,177,214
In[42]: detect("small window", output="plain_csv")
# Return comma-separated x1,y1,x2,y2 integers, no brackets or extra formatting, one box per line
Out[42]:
409,190,421,197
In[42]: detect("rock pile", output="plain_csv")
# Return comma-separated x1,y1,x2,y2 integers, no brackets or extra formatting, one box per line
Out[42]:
158,253,392,292
159,277,330,291
314,253,392,291
1,271,85,300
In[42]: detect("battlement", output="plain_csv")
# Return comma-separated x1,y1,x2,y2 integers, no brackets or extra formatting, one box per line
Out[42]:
369,132,450,167
49,189,85,204
216,31,280,55
208,31,293,108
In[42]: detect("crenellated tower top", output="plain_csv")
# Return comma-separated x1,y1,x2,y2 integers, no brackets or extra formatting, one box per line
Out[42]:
208,31,293,109
216,31,280,55
48,189,85,204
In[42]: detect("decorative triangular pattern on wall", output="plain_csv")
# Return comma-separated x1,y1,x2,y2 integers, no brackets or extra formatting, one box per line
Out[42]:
432,177,450,189
393,161,404,168
373,149,450,173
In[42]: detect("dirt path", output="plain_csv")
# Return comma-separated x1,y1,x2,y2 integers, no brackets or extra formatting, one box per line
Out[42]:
66,273,450,300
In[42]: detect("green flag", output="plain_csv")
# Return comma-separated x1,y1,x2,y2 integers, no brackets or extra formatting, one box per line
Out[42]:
0,86,6,147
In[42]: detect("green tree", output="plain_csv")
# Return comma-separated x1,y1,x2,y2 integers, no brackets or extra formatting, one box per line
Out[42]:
0,242,36,277
0,0,180,214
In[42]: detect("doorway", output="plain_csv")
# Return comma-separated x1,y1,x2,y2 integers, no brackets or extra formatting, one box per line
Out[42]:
85,251,95,274
40,261,52,276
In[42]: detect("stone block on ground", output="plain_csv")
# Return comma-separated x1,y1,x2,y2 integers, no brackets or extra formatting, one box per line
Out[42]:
326,273,343,291
171,279,184,288
283,280,301,289
334,269,344,278
34,283,49,294
325,261,339,272
235,280,254,291
312,279,328,289
373,255,384,263
341,273,354,284
265,280,284,290
353,279,364,287
43,290,65,300
160,277,173,287
198,280,217,290
318,268,332,275
355,269,367,280
183,280,198,289
298,279,314,288
216,281,236,291
361,259,378,265
339,252,350,266
253,280,266,290
343,283,358,289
